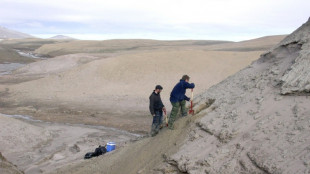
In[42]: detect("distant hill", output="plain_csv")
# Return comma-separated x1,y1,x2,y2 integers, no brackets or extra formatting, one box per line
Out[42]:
49,35,76,40
0,26,34,39
203,35,288,52
33,39,231,57
34,36,285,57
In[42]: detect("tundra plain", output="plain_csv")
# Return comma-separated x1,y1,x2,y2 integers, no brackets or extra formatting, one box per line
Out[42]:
0,35,287,173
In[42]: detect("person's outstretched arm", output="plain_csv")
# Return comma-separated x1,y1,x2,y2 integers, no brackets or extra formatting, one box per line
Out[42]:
184,82,195,89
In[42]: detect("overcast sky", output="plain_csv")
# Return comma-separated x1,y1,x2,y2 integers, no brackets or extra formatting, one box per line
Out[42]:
0,0,309,41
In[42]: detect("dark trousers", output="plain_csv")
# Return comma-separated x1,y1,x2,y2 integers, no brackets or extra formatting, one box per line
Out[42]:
168,100,187,129
151,110,163,136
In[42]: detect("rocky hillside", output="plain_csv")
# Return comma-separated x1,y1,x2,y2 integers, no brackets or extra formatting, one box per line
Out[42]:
159,18,310,173
0,26,33,39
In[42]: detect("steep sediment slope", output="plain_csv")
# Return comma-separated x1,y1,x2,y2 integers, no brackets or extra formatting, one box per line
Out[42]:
159,18,310,174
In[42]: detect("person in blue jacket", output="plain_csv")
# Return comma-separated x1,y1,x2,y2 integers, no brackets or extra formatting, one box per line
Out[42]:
168,75,195,129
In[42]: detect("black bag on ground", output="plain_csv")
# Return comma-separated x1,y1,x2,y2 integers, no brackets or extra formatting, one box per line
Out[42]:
93,145,107,156
84,145,107,159
84,152,94,159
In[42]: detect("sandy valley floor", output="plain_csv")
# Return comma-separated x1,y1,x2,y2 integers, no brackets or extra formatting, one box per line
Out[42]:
0,36,286,173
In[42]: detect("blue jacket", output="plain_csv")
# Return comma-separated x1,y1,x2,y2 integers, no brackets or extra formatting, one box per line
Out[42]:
170,80,195,103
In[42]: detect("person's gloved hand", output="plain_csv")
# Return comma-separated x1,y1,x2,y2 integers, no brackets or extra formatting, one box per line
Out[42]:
162,107,167,114
184,95,190,101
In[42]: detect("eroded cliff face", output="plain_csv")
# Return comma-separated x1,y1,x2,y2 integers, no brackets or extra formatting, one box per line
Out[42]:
278,19,310,95
158,18,310,173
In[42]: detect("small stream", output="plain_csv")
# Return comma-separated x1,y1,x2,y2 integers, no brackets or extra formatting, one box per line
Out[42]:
0,50,49,76
14,49,47,59
0,63,24,75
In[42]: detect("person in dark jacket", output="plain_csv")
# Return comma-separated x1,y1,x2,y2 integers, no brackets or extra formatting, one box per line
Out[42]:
168,75,195,129
149,85,166,136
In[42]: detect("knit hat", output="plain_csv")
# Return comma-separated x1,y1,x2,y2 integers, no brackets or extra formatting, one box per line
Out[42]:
155,85,163,90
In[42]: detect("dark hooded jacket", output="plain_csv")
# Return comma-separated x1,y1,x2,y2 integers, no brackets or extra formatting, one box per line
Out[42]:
170,80,195,103
149,91,164,115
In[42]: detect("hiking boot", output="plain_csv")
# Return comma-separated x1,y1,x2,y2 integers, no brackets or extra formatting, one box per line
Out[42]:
151,132,158,137
181,113,188,117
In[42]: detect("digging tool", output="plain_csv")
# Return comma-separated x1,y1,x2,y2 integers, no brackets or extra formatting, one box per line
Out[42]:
189,89,194,115
164,109,168,127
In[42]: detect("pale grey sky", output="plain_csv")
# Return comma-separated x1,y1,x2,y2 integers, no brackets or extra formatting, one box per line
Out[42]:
0,0,309,41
